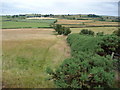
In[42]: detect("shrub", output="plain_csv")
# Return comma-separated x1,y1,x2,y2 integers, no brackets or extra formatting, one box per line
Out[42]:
97,35,120,56
54,20,57,23
47,53,115,88
53,24,62,32
113,28,120,36
63,27,71,35
47,34,117,88
97,35,120,71
53,24,71,35
80,29,94,36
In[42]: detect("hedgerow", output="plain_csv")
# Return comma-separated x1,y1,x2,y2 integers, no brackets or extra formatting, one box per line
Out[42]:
47,33,120,88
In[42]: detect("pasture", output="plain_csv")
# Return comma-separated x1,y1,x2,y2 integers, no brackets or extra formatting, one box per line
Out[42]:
2,18,56,29
2,29,70,88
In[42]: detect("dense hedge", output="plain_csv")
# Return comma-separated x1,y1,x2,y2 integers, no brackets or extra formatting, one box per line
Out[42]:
47,33,120,88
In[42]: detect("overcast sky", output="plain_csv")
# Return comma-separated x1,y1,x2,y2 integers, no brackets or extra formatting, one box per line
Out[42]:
1,0,119,16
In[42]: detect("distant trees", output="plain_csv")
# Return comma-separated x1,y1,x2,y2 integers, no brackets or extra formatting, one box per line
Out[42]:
53,24,71,35
80,29,94,36
88,14,100,18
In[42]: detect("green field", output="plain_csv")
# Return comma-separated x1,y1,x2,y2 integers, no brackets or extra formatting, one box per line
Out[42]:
2,29,70,88
70,27,118,34
2,18,56,29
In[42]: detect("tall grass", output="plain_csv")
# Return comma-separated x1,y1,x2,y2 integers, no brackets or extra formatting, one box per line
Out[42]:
3,38,70,88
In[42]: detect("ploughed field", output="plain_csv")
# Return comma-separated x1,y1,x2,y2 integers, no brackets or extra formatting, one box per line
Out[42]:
2,28,70,88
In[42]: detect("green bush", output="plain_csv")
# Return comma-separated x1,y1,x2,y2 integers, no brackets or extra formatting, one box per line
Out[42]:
97,35,120,56
47,52,115,88
63,27,71,35
80,29,94,36
53,24,71,35
113,28,120,37
47,34,118,88
53,24,62,32
97,35,120,71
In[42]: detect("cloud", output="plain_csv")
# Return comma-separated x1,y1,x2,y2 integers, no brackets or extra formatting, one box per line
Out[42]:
1,0,118,16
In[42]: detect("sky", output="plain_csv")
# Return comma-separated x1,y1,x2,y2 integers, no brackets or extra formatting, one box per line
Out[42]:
1,0,119,16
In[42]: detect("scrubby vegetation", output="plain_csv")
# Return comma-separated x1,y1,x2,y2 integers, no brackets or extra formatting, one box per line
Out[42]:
80,29,94,35
53,24,71,35
114,28,120,37
47,32,120,88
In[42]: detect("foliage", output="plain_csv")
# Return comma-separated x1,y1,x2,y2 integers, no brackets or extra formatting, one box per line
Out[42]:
97,35,120,57
113,28,120,37
97,35,120,71
47,53,115,88
63,27,71,35
47,34,117,88
80,29,94,36
53,24,71,35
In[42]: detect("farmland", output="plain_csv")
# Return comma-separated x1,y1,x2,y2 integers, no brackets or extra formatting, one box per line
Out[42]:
2,17,56,29
2,29,70,88
2,14,120,88
70,27,118,34
56,19,118,28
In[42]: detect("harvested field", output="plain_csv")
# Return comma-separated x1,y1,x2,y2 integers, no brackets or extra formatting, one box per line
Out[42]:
55,19,118,28
70,27,118,34
86,21,118,26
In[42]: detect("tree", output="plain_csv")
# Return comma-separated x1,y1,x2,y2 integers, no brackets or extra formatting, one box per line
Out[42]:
63,27,71,35
53,24,71,35
54,24,62,32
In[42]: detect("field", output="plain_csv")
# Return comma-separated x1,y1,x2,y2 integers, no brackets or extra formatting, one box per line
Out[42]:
2,18,56,29
70,27,118,34
2,29,70,88
26,17,57,20
56,19,118,28
2,14,119,88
